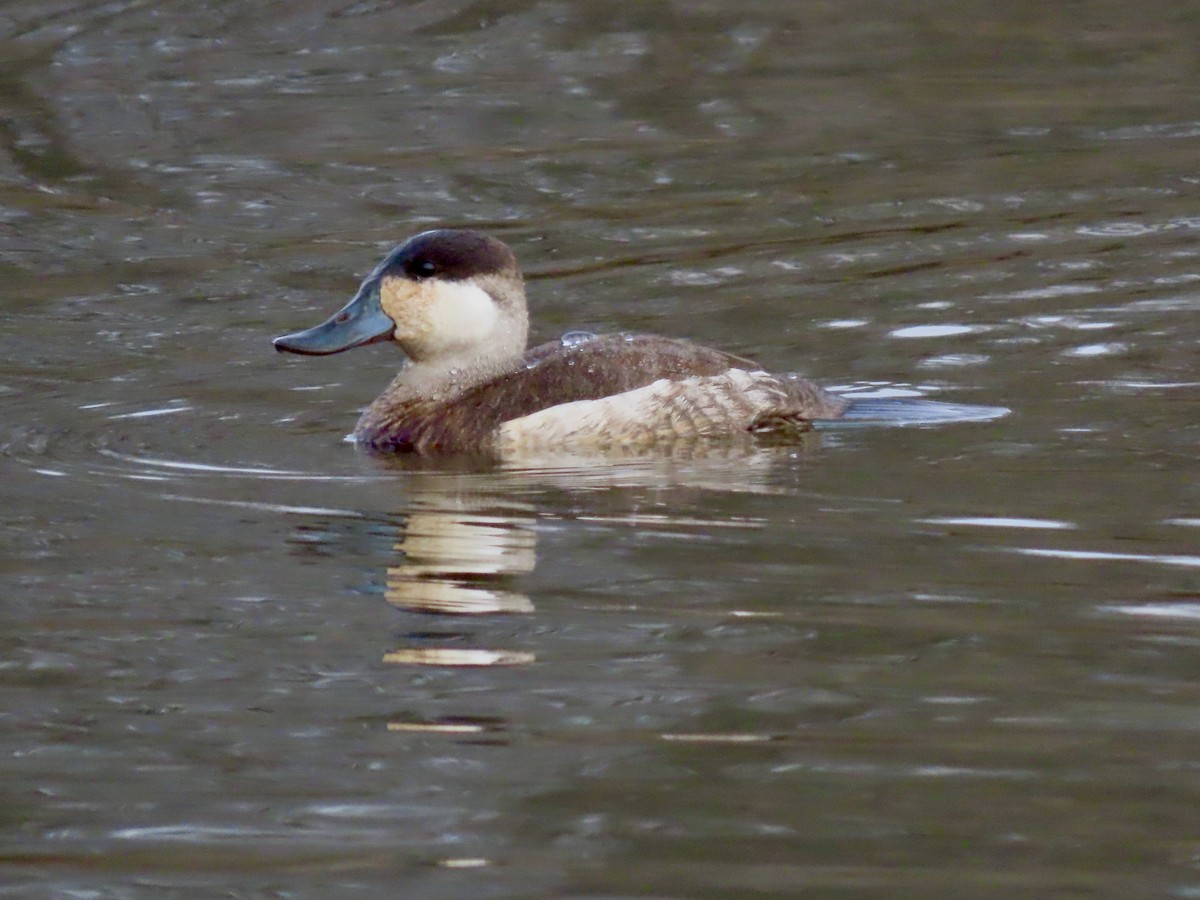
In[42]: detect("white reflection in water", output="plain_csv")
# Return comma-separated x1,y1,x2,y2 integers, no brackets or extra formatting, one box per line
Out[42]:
909,765,1036,780
107,404,194,420
387,722,488,734
99,449,379,482
1095,121,1200,140
889,324,982,338
162,494,364,518
921,516,1075,530
382,648,536,667
990,284,1101,301
828,381,925,398
1101,603,1200,621
1015,548,1200,569
1062,342,1127,357
1100,380,1200,390
1021,315,1116,330
661,732,775,744
575,513,764,530
1077,222,1159,237
918,353,990,369
114,825,277,841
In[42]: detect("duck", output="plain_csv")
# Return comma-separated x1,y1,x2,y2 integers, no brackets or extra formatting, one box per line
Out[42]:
272,229,992,455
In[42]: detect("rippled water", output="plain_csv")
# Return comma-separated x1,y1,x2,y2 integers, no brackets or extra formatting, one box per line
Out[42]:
2,2,1199,897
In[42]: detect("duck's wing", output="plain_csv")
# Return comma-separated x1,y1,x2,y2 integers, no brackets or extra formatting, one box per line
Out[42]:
358,334,751,452
364,334,842,454
497,367,829,453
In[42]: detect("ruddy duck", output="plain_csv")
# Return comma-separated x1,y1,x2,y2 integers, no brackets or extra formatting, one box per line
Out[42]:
273,230,996,454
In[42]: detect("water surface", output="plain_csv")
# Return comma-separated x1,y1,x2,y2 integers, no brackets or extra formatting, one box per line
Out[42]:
2,2,1198,897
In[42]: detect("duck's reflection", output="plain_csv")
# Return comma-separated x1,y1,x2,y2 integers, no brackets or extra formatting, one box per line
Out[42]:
325,439,827,676
386,500,537,616
383,647,537,666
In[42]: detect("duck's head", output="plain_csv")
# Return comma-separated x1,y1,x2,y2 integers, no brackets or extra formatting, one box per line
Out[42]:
273,230,528,368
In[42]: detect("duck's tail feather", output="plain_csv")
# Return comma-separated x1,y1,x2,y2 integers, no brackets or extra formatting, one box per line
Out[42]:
825,397,1009,427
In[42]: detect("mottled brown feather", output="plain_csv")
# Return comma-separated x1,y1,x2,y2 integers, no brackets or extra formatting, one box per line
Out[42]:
356,333,847,454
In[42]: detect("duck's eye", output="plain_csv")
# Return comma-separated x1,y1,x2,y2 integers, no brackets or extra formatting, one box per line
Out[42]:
412,259,438,278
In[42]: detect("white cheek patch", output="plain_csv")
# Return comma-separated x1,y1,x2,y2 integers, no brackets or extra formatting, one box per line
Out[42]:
424,281,499,352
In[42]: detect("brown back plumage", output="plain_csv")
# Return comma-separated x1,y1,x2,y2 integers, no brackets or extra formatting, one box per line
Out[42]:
356,333,845,454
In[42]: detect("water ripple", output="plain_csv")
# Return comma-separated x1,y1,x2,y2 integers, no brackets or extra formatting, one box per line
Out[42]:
1015,548,1200,569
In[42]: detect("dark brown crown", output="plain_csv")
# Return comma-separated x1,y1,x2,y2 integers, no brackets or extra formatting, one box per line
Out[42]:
380,230,519,283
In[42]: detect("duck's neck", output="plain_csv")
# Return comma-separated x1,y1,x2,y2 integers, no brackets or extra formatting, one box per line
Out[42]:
388,349,524,403
353,345,526,443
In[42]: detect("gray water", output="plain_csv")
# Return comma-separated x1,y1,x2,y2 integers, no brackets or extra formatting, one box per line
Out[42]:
2,2,1198,897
